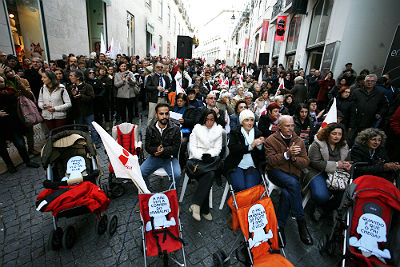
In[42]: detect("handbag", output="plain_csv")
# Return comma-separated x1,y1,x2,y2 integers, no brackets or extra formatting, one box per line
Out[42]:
17,93,43,127
326,169,350,191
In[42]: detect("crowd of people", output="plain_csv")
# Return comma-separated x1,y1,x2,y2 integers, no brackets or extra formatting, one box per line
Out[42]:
1,50,400,248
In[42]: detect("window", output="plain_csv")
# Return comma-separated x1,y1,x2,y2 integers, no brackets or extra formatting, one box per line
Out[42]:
168,6,171,28
286,15,302,53
158,0,163,19
307,0,333,47
159,35,163,55
126,12,135,55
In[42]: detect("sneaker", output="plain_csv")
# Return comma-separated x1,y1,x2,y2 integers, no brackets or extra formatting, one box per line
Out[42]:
202,213,212,221
26,161,40,168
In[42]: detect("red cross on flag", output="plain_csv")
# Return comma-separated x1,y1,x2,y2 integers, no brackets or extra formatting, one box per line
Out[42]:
91,122,150,193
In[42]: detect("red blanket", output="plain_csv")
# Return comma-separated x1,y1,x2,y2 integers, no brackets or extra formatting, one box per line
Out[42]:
37,181,110,216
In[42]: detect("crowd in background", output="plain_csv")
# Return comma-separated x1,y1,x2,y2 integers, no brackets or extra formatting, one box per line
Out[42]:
1,49,400,245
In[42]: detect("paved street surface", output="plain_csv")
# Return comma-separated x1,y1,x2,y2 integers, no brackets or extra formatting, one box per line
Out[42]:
0,115,338,267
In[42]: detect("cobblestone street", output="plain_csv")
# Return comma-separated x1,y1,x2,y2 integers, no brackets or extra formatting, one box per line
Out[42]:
0,115,339,267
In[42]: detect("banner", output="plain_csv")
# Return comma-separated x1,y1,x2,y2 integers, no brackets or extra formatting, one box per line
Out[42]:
274,16,288,41
244,38,250,51
261,20,269,42
382,24,400,89
321,98,337,129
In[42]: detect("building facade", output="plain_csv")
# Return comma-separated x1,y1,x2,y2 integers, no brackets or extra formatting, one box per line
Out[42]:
229,0,400,76
0,0,193,61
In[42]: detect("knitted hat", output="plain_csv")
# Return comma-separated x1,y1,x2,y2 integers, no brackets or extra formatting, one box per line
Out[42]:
239,109,255,125
145,66,153,73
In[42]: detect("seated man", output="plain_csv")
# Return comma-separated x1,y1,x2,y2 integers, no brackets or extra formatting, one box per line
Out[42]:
264,115,312,246
198,93,226,127
141,103,181,190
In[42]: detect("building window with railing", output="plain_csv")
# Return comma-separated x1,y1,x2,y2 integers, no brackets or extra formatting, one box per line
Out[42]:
286,15,302,53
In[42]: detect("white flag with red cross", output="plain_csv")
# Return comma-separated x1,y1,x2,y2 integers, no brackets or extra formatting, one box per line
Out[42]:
224,77,229,86
91,122,150,194
176,81,185,94
321,98,337,129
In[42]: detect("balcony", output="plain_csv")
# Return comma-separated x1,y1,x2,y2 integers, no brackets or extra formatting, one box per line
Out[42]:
272,0,282,19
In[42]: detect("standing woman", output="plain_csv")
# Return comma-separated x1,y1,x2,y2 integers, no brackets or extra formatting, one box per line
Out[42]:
97,66,112,130
317,71,335,110
187,110,223,222
54,67,68,87
224,110,265,192
114,63,137,123
38,70,72,131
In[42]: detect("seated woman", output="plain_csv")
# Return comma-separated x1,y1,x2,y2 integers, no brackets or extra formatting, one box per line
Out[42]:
303,123,351,220
224,110,265,192
187,110,223,222
283,94,296,116
351,128,400,182
258,103,281,138
293,104,316,149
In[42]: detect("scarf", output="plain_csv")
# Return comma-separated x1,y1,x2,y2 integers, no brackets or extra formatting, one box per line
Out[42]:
241,127,255,148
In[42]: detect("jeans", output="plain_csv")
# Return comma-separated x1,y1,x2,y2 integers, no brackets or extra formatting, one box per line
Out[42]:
75,114,99,144
140,156,181,190
268,169,305,228
230,167,260,192
309,173,330,205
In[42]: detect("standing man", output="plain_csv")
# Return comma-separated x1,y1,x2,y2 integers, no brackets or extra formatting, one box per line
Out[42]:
265,115,312,246
24,56,43,100
307,69,321,99
351,74,388,138
141,103,181,189
146,62,171,124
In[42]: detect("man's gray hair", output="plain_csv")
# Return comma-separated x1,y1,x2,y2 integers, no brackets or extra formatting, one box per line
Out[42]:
274,95,284,102
277,115,293,125
364,74,378,81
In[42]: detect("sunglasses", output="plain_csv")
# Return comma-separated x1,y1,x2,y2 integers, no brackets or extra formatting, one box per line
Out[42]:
89,72,95,74
207,97,217,100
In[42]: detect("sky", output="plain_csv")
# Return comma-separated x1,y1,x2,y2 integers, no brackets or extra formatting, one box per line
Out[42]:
188,0,240,32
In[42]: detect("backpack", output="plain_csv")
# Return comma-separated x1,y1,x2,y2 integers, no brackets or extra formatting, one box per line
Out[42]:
17,93,43,127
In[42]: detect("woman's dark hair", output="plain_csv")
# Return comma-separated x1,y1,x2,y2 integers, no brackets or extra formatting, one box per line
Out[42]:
199,109,217,125
235,100,247,114
179,64,184,71
295,103,308,117
175,93,188,106
307,98,318,108
97,65,108,76
316,123,347,147
326,71,333,78
44,70,60,89
117,62,127,72
71,69,85,82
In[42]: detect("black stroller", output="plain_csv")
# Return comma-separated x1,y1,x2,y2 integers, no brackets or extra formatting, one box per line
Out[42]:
37,125,117,250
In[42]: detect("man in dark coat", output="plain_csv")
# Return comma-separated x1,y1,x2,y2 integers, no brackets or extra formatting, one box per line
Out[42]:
307,69,322,99
351,74,388,136
198,93,226,127
23,56,43,100
146,61,172,124
141,103,181,190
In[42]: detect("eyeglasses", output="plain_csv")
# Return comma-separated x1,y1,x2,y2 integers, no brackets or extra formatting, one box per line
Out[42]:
207,97,217,100
156,66,163,69
89,72,95,74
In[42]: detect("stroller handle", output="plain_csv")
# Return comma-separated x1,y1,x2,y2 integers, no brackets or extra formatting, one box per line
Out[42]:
350,162,369,180
49,124,90,136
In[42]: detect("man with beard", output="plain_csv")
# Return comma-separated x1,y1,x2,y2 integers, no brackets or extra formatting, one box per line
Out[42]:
140,103,181,190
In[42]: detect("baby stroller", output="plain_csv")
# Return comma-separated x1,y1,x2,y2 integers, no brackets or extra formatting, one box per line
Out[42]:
321,174,400,267
107,119,145,198
36,125,117,250
138,157,186,267
217,176,294,267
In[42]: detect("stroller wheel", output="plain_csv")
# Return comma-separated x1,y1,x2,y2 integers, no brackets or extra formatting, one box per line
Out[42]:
213,249,226,267
111,184,125,198
96,214,108,235
62,225,76,249
108,215,118,236
48,227,63,250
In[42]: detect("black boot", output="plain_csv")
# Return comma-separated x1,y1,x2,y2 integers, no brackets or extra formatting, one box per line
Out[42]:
297,220,313,245
278,227,286,248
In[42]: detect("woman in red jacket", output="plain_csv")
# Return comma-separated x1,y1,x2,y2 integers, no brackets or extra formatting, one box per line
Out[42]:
317,71,335,110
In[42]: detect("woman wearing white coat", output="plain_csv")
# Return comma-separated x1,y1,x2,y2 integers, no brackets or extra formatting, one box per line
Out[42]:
38,70,72,131
187,109,223,222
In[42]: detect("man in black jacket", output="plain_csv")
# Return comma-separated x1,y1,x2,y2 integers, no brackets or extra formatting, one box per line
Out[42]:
24,56,43,100
198,93,226,127
146,61,172,124
141,103,181,190
351,74,388,138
